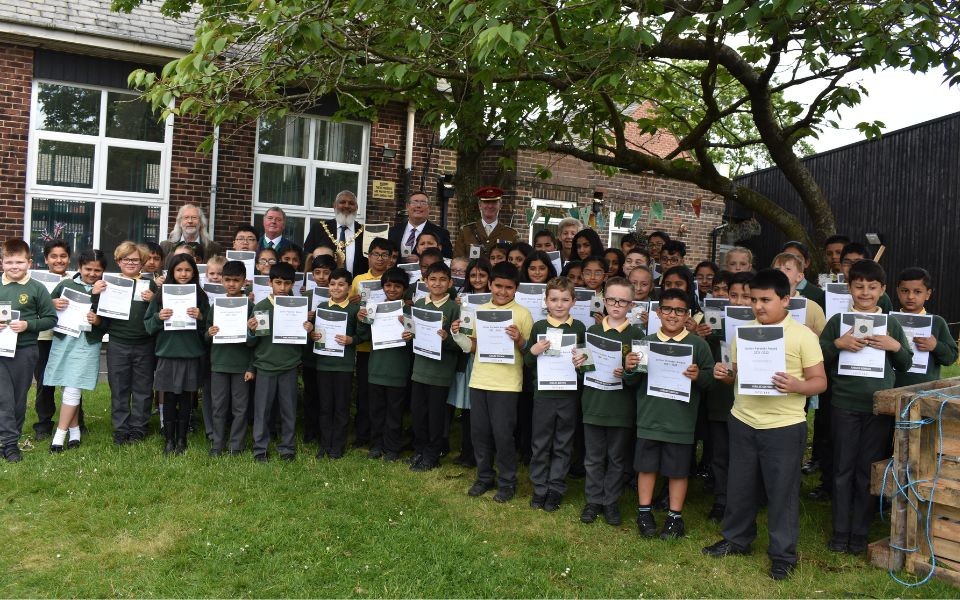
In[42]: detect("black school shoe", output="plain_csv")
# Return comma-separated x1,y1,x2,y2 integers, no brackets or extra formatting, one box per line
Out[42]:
280,453,295,462
493,486,516,503
383,451,402,462
468,480,495,497
801,458,820,475
808,484,831,501
769,560,795,581
659,514,685,539
827,532,849,553
603,504,622,526
50,443,65,454
253,453,268,463
410,459,438,472
368,448,383,460
530,494,546,510
702,539,751,557
2,445,22,463
67,439,81,450
847,534,868,555
543,490,563,512
635,510,657,537
580,503,602,524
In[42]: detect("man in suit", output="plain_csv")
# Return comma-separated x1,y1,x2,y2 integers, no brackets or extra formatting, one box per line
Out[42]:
388,191,453,260
453,186,519,259
303,190,368,275
257,206,296,254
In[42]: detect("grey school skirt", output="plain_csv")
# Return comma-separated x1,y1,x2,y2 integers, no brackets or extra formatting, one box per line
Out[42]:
153,357,202,393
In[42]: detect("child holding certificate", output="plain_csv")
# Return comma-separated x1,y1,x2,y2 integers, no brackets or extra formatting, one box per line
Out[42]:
771,252,826,335
205,260,255,456
818,260,911,555
524,276,585,512
578,277,644,527
31,239,71,441
46,249,107,453
409,262,462,471
893,267,957,387
454,262,533,503
0,239,57,463
301,254,336,444
704,269,826,581
144,254,209,455
631,288,715,538
310,268,358,460
355,267,412,461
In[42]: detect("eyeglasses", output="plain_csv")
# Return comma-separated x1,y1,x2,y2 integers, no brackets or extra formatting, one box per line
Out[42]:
604,297,633,308
582,269,606,278
119,258,141,264
695,274,715,282
235,236,257,242
257,259,277,265
658,306,689,316
408,199,429,206
661,255,683,265
370,252,391,260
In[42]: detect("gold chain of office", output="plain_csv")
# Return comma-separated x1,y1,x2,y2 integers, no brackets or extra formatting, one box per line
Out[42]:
319,221,364,265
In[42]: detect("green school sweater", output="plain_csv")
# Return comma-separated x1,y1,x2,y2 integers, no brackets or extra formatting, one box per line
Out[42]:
356,305,413,387
581,322,644,428
633,332,715,444
523,317,587,400
705,331,734,422
205,296,255,374
250,297,309,375
797,279,826,310
820,312,913,414
879,292,893,313
895,314,958,387
144,285,209,359
102,277,157,344
0,276,56,347
51,276,107,344
411,297,462,387
313,300,359,373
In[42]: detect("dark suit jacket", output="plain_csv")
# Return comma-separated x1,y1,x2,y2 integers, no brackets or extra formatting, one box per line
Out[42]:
388,220,453,258
303,219,368,275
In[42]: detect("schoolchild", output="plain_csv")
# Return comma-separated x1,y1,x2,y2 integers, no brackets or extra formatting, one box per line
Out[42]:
780,241,825,309
839,244,893,312
893,267,958,386
32,239,72,439
301,254,336,444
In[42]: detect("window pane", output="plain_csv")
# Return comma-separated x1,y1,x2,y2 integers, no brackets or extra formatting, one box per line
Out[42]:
36,83,100,135
100,203,162,268
29,198,95,266
258,116,308,158
106,92,164,142
36,140,95,188
106,147,162,193
258,162,305,206
315,121,364,164
313,169,359,209
257,212,305,248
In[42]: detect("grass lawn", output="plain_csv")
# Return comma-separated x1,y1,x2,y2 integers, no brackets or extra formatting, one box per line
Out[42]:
2,378,958,598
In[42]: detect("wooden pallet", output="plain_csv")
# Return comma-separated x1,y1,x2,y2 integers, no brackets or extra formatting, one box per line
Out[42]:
870,378,960,587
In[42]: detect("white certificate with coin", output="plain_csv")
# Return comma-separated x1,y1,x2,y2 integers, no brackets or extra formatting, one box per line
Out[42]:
735,325,786,396
837,312,888,378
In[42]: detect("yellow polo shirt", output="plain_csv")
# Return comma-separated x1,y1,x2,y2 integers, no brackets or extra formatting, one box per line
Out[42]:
469,299,534,392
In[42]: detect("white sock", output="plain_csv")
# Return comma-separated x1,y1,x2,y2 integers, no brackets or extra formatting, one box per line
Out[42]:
52,428,67,446
69,427,80,441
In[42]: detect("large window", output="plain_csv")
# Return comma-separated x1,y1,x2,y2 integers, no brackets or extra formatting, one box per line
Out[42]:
254,115,369,241
608,210,637,248
26,81,170,265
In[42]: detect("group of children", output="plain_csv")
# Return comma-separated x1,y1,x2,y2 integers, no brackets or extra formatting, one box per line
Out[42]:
0,224,956,582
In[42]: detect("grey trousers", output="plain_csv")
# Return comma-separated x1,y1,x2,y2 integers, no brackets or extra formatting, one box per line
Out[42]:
253,370,298,457
470,389,519,489
722,416,806,564
211,371,250,452
0,346,39,448
583,423,632,506
106,339,156,439
529,395,578,496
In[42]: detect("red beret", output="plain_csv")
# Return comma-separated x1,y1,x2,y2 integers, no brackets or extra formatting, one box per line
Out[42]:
474,186,504,201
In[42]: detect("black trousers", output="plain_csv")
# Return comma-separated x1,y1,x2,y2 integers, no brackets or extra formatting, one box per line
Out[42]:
813,388,834,490
302,366,320,442
353,352,370,444
369,383,406,454
411,382,448,464
318,370,352,457
709,419,730,506
831,407,893,537
722,416,806,565
0,347,39,448
471,389,518,489
32,339,56,434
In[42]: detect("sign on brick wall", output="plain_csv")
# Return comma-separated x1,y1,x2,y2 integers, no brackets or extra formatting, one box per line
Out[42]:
372,180,396,200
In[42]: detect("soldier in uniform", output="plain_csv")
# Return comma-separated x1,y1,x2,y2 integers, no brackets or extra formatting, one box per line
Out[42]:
453,186,520,259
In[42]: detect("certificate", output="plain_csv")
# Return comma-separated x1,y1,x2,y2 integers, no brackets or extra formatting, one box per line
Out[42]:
628,301,649,329
371,300,406,350
252,276,272,305
547,251,562,275
412,306,444,359
724,306,755,342
358,280,387,306
163,284,197,331
226,250,256,281
890,312,933,374
788,297,807,325
30,270,62,294
96,274,134,320
584,333,624,391
837,312,888,378
825,283,850,321
314,308,348,357
736,326,786,396
54,287,92,338
412,282,429,304
647,342,694,401
290,273,306,297
133,277,152,302
0,310,19,357
516,283,546,319
647,301,662,335
213,297,249,344
203,282,226,300
476,309,515,364
272,296,308,344
463,293,491,307
197,264,207,286
571,288,596,329
310,287,329,311
536,333,578,391
362,223,390,256
703,298,729,331
400,263,422,284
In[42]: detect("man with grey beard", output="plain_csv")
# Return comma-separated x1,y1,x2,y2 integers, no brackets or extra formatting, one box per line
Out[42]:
303,190,368,275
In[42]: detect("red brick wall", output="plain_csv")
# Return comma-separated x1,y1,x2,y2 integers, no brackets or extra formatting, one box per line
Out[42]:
167,115,214,239
206,119,256,246
0,43,32,243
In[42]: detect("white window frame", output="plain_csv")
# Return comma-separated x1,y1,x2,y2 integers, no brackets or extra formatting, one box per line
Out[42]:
527,198,578,243
608,210,637,247
24,79,172,251
252,114,370,239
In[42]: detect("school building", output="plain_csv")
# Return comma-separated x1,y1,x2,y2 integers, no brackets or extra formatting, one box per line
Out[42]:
0,0,723,268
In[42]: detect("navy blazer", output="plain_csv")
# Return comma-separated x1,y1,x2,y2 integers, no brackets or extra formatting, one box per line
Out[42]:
387,220,453,258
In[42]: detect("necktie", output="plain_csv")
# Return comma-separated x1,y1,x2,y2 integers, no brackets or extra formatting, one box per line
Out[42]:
339,226,347,242
406,227,417,248
267,240,274,249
